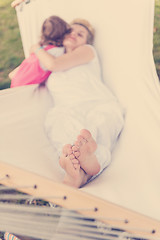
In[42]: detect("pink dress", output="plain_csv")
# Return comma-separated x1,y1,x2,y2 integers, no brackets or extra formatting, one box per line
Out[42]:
10,45,56,88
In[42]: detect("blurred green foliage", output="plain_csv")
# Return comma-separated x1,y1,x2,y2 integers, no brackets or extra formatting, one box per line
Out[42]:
153,0,160,79
0,0,24,89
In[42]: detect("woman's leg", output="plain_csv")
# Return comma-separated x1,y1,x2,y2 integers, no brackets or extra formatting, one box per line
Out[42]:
59,129,101,187
59,143,92,188
72,129,101,176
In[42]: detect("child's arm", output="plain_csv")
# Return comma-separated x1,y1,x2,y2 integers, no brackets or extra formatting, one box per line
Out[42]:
8,66,20,80
30,43,94,72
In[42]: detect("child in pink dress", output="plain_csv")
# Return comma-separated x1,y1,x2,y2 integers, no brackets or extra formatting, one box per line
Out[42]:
9,16,69,87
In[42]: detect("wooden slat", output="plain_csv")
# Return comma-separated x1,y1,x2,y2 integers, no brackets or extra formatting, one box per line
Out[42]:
0,161,160,239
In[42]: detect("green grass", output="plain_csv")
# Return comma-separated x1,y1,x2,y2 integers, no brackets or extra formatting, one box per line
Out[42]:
153,0,160,79
0,1,160,90
0,0,24,90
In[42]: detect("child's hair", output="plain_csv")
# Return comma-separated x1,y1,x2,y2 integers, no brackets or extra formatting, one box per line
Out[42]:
40,16,69,47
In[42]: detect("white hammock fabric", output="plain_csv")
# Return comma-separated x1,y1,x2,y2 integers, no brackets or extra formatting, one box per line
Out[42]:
0,0,160,223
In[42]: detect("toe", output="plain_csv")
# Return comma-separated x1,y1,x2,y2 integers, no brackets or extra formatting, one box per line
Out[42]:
72,158,79,164
69,154,75,160
80,129,91,140
74,140,80,147
72,145,79,151
63,144,72,155
77,135,84,144
74,151,80,158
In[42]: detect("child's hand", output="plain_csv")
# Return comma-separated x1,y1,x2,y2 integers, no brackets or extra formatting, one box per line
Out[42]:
30,43,41,54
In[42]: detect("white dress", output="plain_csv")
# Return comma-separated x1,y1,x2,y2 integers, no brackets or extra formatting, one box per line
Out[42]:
45,45,124,177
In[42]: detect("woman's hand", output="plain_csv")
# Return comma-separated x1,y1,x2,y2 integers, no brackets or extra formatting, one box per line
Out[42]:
30,43,41,54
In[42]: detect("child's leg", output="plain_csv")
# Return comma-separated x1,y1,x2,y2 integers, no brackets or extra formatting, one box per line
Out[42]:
59,144,80,175
59,129,101,187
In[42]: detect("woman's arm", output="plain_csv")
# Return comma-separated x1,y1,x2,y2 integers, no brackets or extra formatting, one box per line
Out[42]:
30,44,94,72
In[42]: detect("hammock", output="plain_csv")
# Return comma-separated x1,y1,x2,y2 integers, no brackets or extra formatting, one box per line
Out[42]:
0,0,160,238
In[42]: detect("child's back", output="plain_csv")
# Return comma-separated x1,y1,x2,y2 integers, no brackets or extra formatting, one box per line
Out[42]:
10,45,64,87
10,16,68,88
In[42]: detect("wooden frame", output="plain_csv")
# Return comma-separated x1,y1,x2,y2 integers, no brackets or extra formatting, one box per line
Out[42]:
0,161,160,239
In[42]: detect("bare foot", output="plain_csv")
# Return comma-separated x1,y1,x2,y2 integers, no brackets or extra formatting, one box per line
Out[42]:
73,129,100,176
59,144,90,188
59,144,79,170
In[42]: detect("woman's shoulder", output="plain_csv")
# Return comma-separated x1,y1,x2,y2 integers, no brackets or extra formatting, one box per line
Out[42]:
85,44,96,50
79,44,96,53
85,45,99,63
76,44,97,61
84,44,98,58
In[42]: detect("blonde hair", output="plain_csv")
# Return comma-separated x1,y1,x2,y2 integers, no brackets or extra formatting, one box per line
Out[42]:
70,18,95,45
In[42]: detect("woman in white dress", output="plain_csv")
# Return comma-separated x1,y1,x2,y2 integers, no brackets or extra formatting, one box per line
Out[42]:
31,19,124,188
